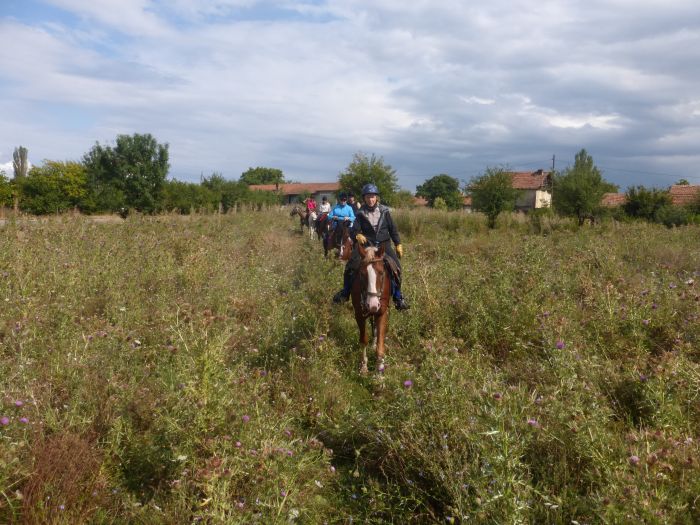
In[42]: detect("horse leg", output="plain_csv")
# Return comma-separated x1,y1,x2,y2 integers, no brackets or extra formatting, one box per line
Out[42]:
375,312,388,365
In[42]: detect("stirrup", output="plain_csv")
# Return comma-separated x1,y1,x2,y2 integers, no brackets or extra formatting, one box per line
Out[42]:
333,290,349,304
393,297,410,310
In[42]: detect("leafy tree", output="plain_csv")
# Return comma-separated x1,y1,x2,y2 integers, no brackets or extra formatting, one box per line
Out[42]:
416,174,463,210
16,160,88,214
655,205,690,228
393,189,418,209
0,170,13,207
553,149,617,225
239,167,285,186
83,133,169,213
338,152,399,206
623,186,671,221
13,146,29,179
163,180,218,214
675,179,690,185
468,166,521,228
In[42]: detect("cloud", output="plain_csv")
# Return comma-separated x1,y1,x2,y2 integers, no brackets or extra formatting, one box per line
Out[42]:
1,0,700,188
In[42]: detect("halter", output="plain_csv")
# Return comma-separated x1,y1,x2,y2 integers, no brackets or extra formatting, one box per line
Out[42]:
360,256,387,314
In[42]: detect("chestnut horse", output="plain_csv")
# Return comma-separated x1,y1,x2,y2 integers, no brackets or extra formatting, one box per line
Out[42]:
352,243,391,375
324,218,353,259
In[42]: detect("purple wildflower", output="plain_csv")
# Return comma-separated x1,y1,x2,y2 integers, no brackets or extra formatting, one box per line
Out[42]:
555,340,565,350
242,415,250,423
403,380,413,388
629,455,640,466
14,400,24,407
19,417,29,424
652,303,658,310
493,392,503,400
319,335,325,341
280,490,287,497
642,319,650,326
0,416,9,426
527,418,540,428
235,441,242,448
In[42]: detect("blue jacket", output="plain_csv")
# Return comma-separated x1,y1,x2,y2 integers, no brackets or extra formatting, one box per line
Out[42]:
328,203,356,222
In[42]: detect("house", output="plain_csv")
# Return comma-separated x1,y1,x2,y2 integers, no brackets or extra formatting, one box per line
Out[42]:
249,182,340,205
669,185,700,207
462,195,473,213
511,170,552,211
601,193,627,207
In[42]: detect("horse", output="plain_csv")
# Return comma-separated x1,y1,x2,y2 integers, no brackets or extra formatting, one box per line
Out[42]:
289,206,308,234
324,218,353,259
307,211,318,240
352,243,391,375
316,213,330,243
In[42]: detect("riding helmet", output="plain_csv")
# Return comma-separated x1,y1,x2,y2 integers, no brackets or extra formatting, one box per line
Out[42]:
361,183,379,196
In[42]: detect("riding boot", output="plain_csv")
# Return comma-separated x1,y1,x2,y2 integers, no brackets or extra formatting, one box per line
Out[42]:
333,266,353,304
392,280,410,310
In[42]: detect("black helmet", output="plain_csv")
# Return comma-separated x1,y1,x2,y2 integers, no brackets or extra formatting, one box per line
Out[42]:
322,196,327,201
339,192,347,200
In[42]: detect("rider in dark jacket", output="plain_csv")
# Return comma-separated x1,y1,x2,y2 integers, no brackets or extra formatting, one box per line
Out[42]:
332,184,409,310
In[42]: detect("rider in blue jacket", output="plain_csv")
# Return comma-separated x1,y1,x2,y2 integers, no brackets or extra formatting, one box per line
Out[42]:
327,193,356,228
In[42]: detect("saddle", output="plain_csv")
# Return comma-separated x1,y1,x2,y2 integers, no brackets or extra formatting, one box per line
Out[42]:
383,254,401,286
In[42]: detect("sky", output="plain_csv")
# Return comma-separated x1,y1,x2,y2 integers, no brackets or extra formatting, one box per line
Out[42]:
2,0,700,191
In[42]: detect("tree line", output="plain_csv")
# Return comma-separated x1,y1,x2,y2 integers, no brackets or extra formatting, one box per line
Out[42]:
417,149,700,228
2,139,698,226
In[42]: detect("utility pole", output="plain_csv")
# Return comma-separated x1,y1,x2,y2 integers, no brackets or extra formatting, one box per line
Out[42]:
550,154,555,206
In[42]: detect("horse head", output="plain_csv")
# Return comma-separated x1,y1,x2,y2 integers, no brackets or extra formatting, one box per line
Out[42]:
358,244,387,314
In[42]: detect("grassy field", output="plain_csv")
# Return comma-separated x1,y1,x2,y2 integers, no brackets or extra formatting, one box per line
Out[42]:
1,209,699,524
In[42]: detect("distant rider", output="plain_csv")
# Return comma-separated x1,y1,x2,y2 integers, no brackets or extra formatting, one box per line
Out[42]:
318,196,331,215
332,184,409,310
327,192,356,230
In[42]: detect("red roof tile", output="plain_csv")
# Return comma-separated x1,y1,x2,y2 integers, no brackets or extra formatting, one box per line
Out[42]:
601,193,627,207
249,182,340,194
413,196,428,206
669,185,700,206
510,170,551,190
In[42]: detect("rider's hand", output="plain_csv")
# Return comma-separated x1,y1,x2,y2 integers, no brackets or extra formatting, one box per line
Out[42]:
356,233,367,245
396,244,403,258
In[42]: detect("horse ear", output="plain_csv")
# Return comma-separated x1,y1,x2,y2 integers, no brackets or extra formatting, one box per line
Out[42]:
377,244,385,257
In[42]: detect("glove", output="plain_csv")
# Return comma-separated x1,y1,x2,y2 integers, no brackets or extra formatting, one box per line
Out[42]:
356,233,367,245
396,244,403,258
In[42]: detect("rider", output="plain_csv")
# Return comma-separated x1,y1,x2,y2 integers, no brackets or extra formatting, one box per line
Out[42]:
332,184,409,310
318,196,331,215
327,192,356,231
305,196,317,213
347,193,361,212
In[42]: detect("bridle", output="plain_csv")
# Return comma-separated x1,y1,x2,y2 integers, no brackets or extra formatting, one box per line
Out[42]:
360,256,387,315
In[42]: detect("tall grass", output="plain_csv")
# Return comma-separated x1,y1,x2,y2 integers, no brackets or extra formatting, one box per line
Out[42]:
1,210,699,523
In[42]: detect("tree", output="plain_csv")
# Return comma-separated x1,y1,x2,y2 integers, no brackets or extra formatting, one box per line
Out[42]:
0,170,13,208
553,149,617,225
416,174,463,210
675,179,690,185
623,186,671,221
469,166,521,228
239,167,285,186
13,146,29,179
393,189,418,209
16,160,88,214
338,152,399,206
83,133,169,213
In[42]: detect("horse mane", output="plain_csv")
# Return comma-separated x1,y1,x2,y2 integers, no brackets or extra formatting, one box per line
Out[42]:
363,246,378,262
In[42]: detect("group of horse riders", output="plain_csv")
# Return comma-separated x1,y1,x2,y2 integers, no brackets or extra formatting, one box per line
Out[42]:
303,184,410,311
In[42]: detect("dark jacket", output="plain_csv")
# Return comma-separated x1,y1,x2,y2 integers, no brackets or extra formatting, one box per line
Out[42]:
354,204,400,246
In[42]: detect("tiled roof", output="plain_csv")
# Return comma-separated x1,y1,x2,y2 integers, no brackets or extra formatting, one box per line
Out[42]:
510,170,551,190
249,182,340,194
669,185,700,206
601,193,627,207
413,196,428,206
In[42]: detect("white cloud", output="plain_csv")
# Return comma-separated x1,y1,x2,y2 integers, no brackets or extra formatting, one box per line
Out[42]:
1,0,700,187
